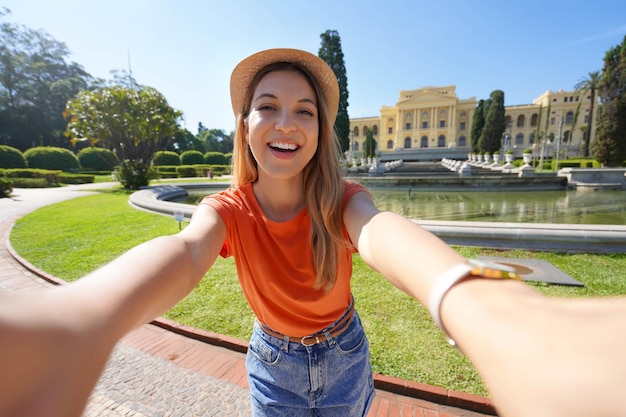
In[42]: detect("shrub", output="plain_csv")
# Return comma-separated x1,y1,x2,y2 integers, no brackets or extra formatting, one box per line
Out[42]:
114,160,158,189
0,145,27,168
77,147,119,171
23,147,79,171
181,150,204,165
204,152,228,165
0,175,12,197
3,168,62,185
152,151,180,166
58,173,95,184
176,165,198,178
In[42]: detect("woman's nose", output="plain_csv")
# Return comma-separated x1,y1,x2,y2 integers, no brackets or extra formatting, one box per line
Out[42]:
275,110,296,133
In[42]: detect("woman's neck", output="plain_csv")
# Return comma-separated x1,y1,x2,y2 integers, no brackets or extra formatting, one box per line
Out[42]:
252,177,306,222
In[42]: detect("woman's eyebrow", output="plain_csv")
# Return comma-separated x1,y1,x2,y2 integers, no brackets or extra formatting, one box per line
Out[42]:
253,93,317,106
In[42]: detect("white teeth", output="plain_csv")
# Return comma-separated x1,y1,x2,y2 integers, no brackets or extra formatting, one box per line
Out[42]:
269,142,298,150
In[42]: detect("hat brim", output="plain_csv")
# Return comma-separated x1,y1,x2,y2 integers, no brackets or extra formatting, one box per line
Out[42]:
230,48,339,123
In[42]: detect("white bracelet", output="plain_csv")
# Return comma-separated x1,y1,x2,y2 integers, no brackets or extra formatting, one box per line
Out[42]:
428,263,474,346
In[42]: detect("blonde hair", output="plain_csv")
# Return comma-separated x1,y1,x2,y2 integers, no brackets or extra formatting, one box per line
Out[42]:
231,63,348,291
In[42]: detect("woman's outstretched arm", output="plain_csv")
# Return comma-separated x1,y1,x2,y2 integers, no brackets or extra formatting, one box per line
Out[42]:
0,204,225,417
344,190,626,417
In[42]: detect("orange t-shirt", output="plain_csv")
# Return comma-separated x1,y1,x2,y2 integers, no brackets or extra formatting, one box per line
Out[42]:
200,181,367,337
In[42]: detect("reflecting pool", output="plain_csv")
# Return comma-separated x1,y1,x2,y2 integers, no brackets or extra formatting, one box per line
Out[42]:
185,188,626,225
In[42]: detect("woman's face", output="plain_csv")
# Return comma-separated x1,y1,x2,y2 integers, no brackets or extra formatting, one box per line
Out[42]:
245,69,319,182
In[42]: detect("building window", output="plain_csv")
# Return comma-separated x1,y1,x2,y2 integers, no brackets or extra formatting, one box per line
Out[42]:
565,111,574,125
388,127,393,134
437,135,446,147
515,133,524,145
564,130,571,142
387,140,393,149
372,125,378,135
439,120,446,128
530,113,538,127
404,137,411,148
422,121,428,129
405,113,412,119
440,110,446,116
421,136,428,148
551,117,555,125
584,115,589,123
517,115,525,128
353,127,359,137
422,111,428,118
353,141,359,151
405,122,411,130
530,132,536,144
458,136,466,146
460,122,466,130
460,111,466,117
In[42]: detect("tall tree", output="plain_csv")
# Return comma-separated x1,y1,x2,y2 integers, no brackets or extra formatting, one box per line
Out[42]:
478,90,506,153
592,35,626,167
64,86,182,188
319,30,350,153
574,70,601,157
470,99,486,153
0,9,93,150
363,126,377,158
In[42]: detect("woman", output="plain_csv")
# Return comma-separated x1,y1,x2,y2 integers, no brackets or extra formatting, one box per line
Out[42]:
2,48,625,417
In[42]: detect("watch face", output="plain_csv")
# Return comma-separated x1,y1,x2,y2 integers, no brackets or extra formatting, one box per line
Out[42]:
468,259,516,272
467,259,522,280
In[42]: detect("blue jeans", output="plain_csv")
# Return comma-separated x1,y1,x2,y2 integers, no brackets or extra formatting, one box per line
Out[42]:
246,307,375,417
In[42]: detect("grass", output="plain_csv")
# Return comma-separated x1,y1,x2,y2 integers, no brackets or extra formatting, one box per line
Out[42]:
9,188,626,396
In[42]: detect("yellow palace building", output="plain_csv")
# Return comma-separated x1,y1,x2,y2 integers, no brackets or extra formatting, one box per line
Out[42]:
349,85,597,161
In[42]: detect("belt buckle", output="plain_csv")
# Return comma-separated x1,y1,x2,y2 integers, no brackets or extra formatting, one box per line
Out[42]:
300,335,321,346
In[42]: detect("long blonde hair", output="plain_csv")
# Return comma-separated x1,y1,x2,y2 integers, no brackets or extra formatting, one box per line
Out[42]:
231,62,348,291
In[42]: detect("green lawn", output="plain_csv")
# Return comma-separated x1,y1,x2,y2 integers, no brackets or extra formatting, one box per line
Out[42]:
9,188,626,396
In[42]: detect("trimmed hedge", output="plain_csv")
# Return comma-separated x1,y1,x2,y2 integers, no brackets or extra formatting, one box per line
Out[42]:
152,151,180,166
204,152,228,165
77,148,119,171
181,150,204,165
0,145,27,168
58,173,95,184
3,168,62,186
24,147,79,171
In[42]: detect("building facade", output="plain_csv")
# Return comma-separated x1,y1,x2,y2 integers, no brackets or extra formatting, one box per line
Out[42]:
349,85,597,160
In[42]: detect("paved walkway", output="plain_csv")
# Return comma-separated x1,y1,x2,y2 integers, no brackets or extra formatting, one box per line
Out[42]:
0,184,497,417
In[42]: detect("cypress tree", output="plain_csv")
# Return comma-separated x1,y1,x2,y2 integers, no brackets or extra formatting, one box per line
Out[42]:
470,100,486,153
478,90,506,154
592,35,626,166
319,30,350,153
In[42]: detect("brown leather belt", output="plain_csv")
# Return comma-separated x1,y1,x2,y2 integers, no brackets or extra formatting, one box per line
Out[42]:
258,302,355,346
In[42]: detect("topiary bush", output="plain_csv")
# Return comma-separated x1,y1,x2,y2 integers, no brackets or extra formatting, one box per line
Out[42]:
0,145,27,168
181,150,204,165
152,151,180,166
23,147,79,171
0,172,12,197
204,151,228,165
77,147,119,171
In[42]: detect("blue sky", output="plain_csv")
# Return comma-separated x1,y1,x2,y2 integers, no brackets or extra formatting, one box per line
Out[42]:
3,0,625,133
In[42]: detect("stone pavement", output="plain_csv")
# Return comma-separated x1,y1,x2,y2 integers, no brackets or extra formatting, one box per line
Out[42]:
1,184,497,417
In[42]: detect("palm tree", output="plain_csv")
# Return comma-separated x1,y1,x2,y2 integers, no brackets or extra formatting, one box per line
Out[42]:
574,71,601,157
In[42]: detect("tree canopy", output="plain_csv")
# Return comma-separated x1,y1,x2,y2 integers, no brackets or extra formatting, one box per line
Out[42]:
478,90,506,153
64,86,182,188
574,70,601,157
592,35,626,166
319,30,350,153
0,9,95,150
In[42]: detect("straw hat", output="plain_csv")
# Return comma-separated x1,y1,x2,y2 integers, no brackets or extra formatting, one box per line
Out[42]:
230,48,340,123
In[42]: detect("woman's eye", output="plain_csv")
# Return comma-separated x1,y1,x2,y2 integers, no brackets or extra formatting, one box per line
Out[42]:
257,104,275,111
299,109,315,117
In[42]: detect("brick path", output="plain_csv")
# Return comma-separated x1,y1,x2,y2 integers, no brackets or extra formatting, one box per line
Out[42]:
0,185,497,417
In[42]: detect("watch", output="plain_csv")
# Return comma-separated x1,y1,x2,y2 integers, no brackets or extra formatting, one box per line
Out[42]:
428,259,523,346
